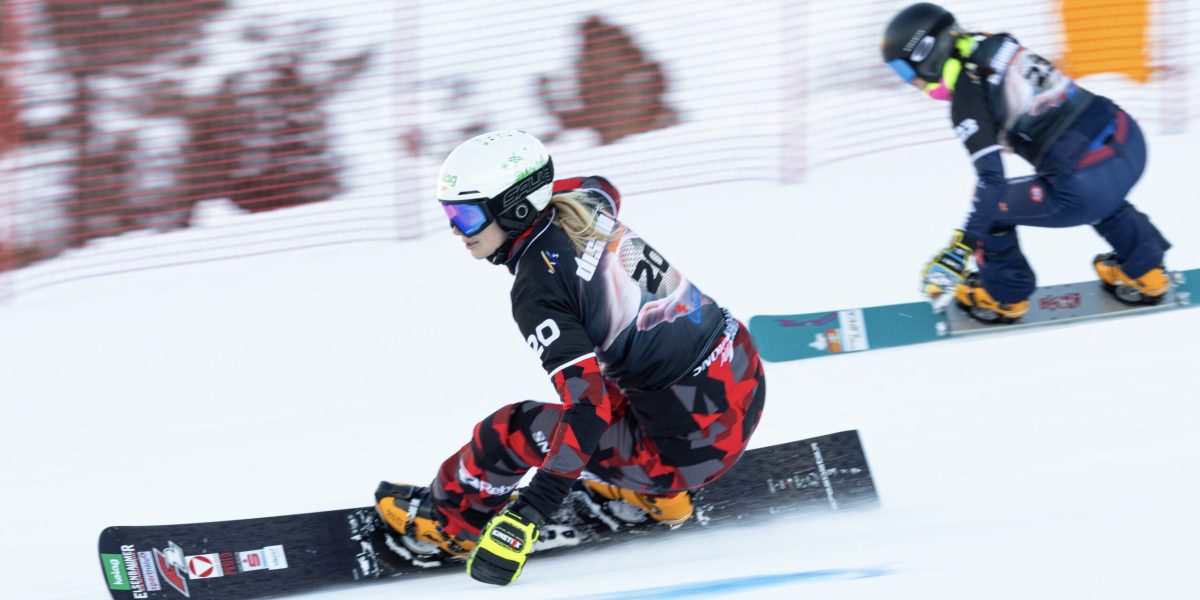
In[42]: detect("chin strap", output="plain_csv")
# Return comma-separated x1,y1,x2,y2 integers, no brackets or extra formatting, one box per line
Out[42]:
485,199,541,266
486,210,553,267
486,233,519,265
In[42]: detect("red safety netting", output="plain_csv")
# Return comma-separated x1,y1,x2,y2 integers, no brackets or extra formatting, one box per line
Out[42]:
0,0,1193,298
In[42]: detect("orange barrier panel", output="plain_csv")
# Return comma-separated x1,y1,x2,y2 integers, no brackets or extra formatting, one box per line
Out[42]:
1060,0,1151,82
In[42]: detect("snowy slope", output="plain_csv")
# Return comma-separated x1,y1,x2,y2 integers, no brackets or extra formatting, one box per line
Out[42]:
2,122,1198,599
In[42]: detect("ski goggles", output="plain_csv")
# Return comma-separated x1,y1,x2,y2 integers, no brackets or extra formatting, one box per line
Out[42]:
887,32,936,85
887,59,919,84
440,200,492,237
439,159,554,237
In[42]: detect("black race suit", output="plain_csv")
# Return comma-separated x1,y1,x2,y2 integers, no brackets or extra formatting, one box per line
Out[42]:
428,176,766,538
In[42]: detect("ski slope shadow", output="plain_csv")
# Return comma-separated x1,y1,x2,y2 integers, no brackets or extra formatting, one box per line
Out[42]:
561,566,893,599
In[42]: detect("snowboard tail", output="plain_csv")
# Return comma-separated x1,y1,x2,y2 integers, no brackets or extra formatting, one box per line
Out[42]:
750,268,1198,362
98,430,878,599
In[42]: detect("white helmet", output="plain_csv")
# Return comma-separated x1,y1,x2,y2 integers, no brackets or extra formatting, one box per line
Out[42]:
436,130,554,238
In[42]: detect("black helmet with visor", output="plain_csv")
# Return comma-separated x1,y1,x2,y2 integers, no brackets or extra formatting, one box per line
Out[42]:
881,3,961,85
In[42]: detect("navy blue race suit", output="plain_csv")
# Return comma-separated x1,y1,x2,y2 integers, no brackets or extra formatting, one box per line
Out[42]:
950,34,1169,302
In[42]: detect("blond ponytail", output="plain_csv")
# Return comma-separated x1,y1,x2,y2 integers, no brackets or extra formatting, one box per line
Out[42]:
549,191,616,251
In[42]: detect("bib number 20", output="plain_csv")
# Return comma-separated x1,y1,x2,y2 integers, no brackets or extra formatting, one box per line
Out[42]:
526,319,560,358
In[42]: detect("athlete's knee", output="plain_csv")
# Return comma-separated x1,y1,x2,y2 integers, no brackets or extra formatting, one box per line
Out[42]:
480,400,558,437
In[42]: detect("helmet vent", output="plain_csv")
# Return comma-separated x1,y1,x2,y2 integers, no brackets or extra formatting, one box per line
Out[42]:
903,30,926,52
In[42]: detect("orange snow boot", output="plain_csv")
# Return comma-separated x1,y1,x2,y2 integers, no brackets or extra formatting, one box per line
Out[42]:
375,482,475,558
954,274,1029,324
583,480,694,527
1093,253,1170,305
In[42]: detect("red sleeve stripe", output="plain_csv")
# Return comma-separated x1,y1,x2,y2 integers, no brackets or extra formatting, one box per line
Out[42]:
552,177,585,194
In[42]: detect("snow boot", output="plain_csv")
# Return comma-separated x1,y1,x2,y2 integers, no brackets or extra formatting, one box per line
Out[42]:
374,482,475,558
1093,253,1170,305
582,480,693,527
954,273,1029,323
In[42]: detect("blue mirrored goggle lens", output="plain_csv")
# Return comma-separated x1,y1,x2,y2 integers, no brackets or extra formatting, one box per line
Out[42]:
887,59,917,84
441,201,488,236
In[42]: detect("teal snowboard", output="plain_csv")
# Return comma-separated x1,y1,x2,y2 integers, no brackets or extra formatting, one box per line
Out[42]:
749,268,1199,362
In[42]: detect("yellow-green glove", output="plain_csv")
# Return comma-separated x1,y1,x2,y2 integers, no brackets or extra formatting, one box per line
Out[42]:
466,501,543,586
921,229,974,311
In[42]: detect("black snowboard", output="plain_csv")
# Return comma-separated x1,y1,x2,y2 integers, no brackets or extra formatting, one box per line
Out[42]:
98,430,878,599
